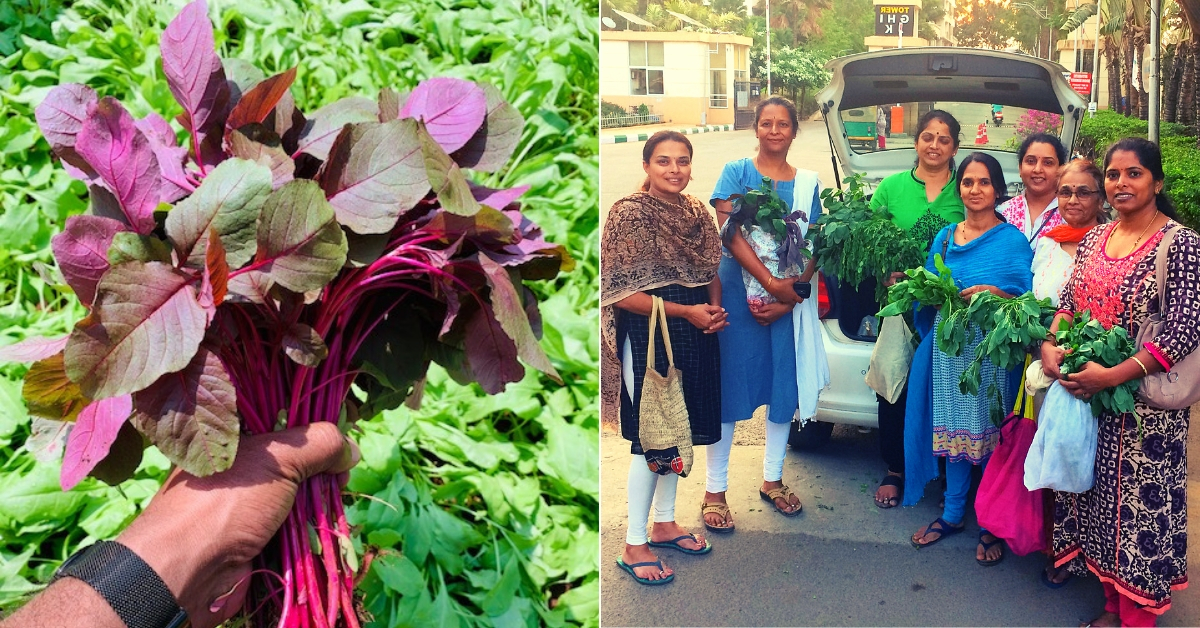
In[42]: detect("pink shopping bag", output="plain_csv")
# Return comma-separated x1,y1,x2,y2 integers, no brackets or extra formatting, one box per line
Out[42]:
976,415,1046,555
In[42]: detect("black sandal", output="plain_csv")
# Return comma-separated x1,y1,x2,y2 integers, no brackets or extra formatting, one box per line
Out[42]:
874,474,903,509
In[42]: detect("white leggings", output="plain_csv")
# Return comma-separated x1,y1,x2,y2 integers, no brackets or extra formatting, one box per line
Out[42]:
626,455,679,545
705,416,791,492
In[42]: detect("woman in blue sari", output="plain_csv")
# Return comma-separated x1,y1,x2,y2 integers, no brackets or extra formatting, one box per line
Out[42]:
903,153,1034,566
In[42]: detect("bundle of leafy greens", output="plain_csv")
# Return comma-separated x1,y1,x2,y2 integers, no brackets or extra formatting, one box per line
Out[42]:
3,1,570,625
1055,311,1140,419
813,174,925,305
720,176,810,273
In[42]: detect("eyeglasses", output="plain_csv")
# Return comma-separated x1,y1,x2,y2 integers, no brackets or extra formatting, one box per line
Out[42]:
1057,187,1101,200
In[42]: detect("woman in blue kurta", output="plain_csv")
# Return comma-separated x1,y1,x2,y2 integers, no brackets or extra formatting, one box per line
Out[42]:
700,96,830,531
903,153,1034,566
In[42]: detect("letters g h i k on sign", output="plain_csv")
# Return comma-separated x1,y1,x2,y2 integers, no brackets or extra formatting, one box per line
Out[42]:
874,5,915,37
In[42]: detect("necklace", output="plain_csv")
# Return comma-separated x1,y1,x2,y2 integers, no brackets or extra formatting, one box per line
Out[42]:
1116,209,1160,257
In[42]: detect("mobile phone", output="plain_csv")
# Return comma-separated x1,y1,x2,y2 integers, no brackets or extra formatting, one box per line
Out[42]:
792,281,811,299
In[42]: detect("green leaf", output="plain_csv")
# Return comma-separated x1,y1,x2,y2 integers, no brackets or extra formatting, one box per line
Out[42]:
107,232,173,265
419,122,480,216
165,158,272,268
252,179,348,293
481,556,521,617
374,553,426,597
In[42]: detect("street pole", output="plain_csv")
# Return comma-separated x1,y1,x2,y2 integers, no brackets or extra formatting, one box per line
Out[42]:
1091,4,1101,117
1149,0,1160,143
765,0,771,96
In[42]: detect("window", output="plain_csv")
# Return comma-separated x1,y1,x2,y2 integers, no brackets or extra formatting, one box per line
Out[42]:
734,46,748,81
710,43,728,108
630,42,664,95
1075,49,1095,73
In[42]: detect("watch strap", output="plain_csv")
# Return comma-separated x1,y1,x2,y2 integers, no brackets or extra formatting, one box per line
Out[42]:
52,541,188,628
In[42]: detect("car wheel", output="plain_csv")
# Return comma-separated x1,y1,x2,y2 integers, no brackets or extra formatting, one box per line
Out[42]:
788,420,834,450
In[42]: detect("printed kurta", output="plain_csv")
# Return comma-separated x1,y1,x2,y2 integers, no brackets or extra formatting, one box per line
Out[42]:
1053,221,1200,614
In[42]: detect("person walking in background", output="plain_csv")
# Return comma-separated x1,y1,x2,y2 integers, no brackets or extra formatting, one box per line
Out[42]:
867,109,966,508
999,134,1067,246
699,96,828,532
905,153,1033,567
601,131,727,585
1042,138,1200,625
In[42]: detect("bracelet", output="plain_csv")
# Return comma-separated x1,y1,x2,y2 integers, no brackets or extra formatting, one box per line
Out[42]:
766,276,776,290
1131,356,1150,376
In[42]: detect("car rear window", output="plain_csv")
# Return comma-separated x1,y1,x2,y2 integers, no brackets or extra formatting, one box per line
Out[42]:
841,101,1064,155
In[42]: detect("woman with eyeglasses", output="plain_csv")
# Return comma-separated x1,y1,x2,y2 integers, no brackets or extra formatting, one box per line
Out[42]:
867,109,966,509
998,133,1067,246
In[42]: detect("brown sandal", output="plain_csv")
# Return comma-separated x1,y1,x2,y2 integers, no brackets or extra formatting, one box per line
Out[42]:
759,485,803,516
701,502,735,532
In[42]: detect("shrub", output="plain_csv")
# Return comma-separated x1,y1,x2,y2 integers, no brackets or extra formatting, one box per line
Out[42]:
601,99,625,118
1014,109,1062,141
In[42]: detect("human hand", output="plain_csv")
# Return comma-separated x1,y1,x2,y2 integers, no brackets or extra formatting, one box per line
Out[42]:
960,285,997,299
1059,361,1114,399
116,423,360,628
683,303,728,332
765,275,799,304
1041,342,1066,380
883,271,906,288
749,301,795,326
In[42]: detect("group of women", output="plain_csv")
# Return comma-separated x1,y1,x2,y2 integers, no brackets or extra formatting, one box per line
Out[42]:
599,98,1199,627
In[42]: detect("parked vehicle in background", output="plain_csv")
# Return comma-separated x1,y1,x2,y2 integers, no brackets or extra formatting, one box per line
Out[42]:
790,48,1086,449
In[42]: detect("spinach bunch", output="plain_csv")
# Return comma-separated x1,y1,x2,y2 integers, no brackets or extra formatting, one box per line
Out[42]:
733,176,793,244
876,254,966,318
813,174,926,304
1055,311,1140,418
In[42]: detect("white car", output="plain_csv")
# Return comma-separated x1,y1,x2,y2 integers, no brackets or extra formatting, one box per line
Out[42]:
790,48,1087,448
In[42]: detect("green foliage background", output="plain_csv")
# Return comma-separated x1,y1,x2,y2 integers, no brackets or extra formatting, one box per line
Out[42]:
0,1,599,626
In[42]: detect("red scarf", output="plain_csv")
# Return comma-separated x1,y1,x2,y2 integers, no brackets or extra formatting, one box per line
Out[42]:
1043,223,1095,243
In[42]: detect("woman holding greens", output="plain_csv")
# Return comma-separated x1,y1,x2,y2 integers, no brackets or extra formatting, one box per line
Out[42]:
1042,138,1200,625
904,153,1033,568
867,109,966,509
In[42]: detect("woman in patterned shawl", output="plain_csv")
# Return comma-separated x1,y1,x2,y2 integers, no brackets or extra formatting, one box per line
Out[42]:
905,153,1034,567
601,131,726,585
1041,138,1200,625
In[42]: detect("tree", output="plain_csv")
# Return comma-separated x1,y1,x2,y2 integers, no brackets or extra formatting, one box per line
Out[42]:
752,45,831,108
956,0,1021,49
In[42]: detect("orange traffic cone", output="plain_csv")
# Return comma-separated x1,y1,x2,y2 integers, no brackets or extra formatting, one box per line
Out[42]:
975,123,988,145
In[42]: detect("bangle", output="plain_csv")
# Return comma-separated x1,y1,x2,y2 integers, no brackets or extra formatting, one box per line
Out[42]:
1131,356,1149,376
766,276,776,290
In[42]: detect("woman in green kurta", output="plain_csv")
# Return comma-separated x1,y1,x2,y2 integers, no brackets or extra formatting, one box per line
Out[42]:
865,109,966,509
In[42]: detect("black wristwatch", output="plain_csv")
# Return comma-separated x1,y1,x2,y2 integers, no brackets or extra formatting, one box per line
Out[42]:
51,541,189,628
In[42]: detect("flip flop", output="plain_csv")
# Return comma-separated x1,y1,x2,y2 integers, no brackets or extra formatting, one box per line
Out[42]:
874,474,903,509
977,531,1006,567
1041,566,1072,589
701,502,735,533
616,558,674,585
760,485,802,517
910,517,965,549
648,533,712,555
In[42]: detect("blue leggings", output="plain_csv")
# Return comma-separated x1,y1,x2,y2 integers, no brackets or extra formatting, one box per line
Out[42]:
942,456,988,526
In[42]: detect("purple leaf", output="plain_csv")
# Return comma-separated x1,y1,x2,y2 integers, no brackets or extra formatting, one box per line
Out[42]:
65,261,209,399
294,97,377,160
165,157,272,268
377,87,404,122
60,395,133,490
34,84,100,179
252,180,348,293
450,83,524,172
76,98,161,234
226,269,273,304
51,215,126,307
282,323,328,367
135,113,195,204
227,126,295,189
419,123,480,216
160,0,230,169
463,302,524,394
131,348,238,476
471,183,529,210
478,253,560,382
87,185,124,222
0,335,69,364
224,67,297,141
399,78,486,153
320,120,429,234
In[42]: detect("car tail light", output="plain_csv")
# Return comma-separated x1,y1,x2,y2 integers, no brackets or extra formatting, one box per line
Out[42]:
816,272,831,319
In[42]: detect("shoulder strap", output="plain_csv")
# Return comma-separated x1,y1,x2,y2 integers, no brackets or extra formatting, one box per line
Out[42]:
645,296,675,370
1154,225,1182,313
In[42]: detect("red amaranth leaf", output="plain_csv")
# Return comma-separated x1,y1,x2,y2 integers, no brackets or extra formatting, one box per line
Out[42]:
224,67,297,141
419,123,479,217
294,97,377,160
34,84,100,180
165,157,272,268
132,348,237,476
463,303,524,394
23,354,90,422
206,230,228,306
0,335,69,364
135,112,195,204
399,77,486,153
252,180,348,293
282,323,328,367
320,119,428,234
76,98,161,234
478,253,560,383
470,183,529,210
451,83,524,172
60,395,133,490
51,215,126,307
65,261,209,399
228,126,295,189
160,0,230,169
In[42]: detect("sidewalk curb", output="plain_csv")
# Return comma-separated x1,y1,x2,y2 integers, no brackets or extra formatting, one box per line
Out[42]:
601,124,736,144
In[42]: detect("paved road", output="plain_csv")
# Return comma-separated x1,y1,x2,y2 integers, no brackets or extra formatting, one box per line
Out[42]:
598,130,1200,626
